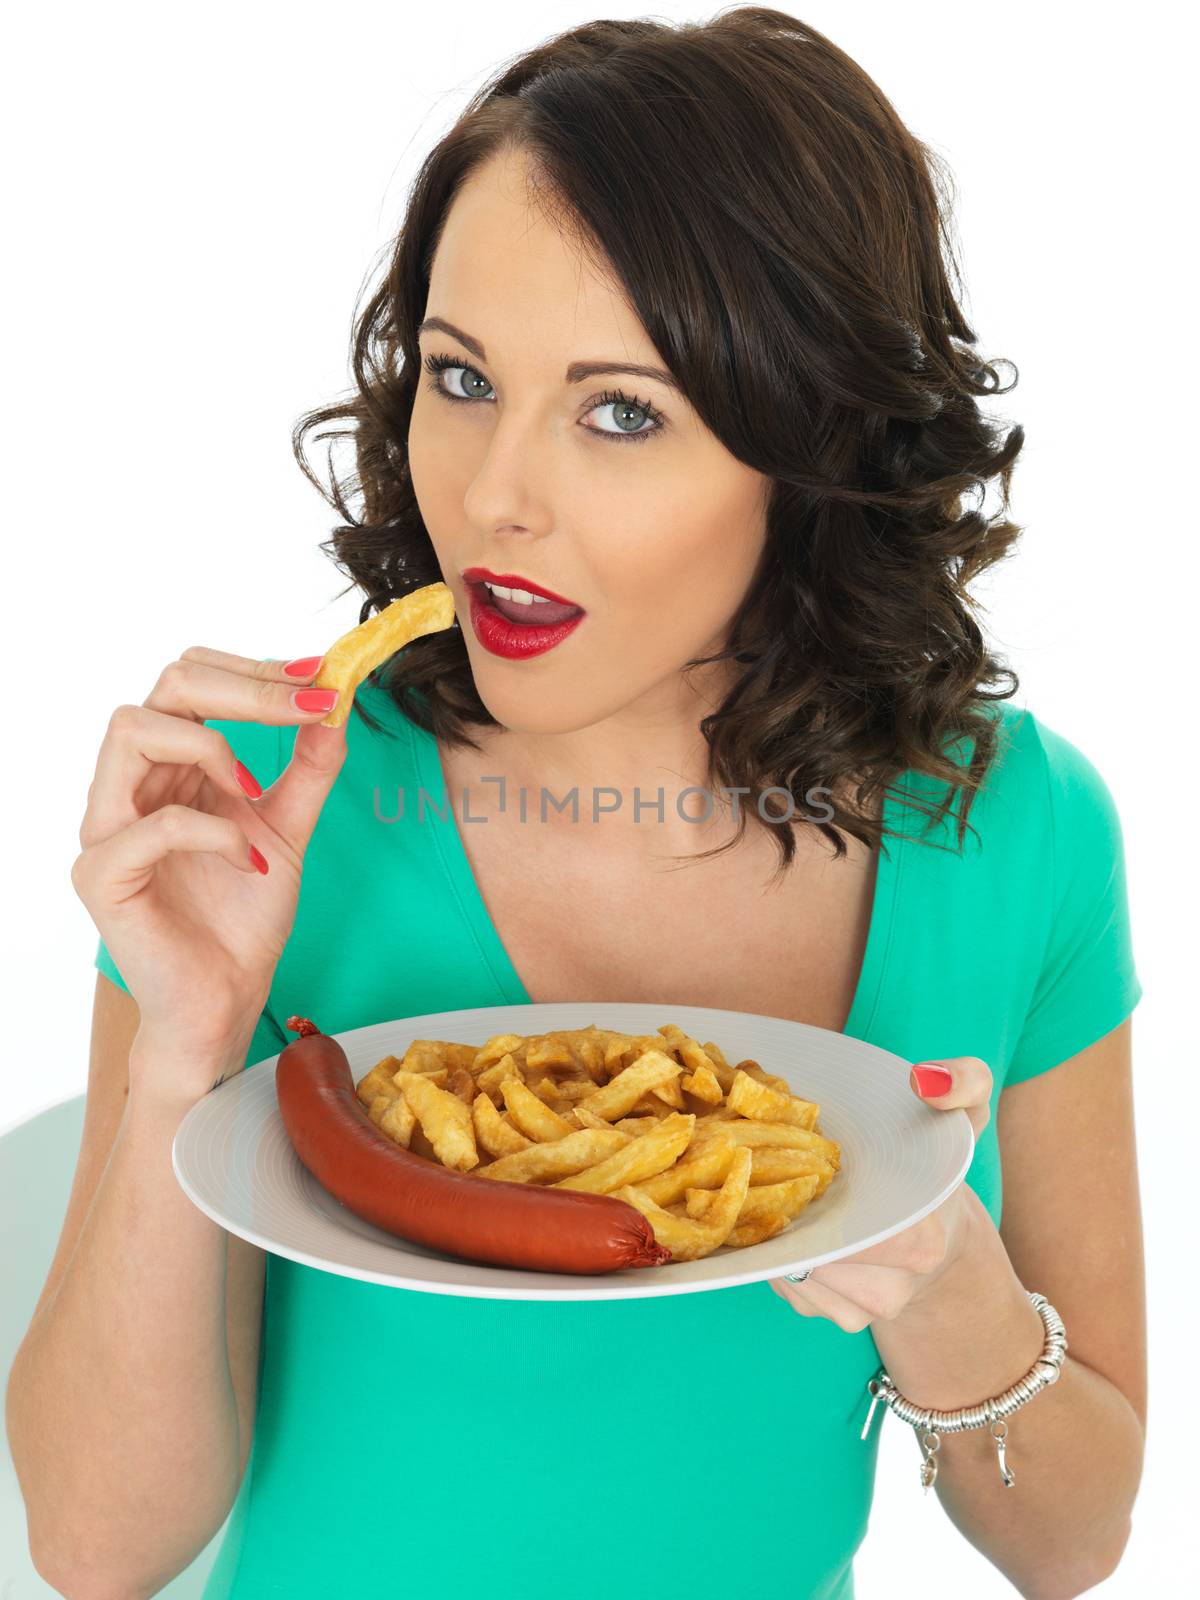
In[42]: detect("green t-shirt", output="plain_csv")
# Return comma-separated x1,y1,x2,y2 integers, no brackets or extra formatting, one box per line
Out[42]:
94,682,1142,1600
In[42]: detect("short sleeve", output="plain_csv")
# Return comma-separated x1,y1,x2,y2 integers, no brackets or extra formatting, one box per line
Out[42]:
94,711,287,1072
1004,720,1143,1084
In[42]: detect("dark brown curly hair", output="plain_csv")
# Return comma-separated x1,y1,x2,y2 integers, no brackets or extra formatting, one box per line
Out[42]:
292,6,1024,878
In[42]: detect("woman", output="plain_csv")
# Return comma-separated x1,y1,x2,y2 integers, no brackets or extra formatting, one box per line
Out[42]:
9,10,1145,1598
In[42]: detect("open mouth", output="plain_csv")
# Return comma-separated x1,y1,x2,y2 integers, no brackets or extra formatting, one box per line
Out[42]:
460,568,584,626
459,567,586,660
471,581,581,626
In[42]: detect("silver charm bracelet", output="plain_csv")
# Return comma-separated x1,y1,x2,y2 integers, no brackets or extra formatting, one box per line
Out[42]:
856,1289,1068,1491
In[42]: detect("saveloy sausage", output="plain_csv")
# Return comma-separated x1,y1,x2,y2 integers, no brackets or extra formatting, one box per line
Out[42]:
276,1017,674,1274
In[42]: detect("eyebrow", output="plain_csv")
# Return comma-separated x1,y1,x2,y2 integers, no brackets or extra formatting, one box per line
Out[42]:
416,316,681,395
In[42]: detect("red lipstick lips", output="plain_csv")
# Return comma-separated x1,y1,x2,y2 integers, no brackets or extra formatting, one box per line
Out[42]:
459,566,586,660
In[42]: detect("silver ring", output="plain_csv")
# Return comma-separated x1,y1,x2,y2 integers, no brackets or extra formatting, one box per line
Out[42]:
784,1268,813,1283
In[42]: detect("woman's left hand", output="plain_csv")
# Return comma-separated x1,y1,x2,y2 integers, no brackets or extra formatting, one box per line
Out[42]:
769,1057,994,1332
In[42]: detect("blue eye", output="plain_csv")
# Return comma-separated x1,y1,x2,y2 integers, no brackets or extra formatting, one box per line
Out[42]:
421,352,666,445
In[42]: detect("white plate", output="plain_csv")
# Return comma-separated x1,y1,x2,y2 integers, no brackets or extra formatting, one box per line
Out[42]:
172,1001,974,1302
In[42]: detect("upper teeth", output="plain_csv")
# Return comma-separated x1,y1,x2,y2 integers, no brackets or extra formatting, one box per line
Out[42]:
484,582,552,604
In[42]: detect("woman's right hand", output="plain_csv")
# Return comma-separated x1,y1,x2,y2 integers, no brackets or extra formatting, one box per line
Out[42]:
72,646,350,1101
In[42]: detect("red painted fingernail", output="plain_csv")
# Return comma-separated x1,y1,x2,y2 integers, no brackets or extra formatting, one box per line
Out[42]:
292,687,338,712
912,1064,953,1097
283,655,323,677
248,844,269,875
234,760,263,798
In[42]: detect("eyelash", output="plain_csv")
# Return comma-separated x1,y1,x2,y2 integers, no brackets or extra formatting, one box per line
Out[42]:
420,351,666,446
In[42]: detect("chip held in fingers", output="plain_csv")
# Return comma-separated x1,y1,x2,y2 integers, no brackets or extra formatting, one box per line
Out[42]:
313,581,456,728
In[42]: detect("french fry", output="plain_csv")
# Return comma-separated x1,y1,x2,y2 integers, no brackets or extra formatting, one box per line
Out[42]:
550,1079,601,1103
679,1062,723,1104
366,1093,395,1129
447,1066,477,1106
603,1035,650,1075
379,1094,417,1148
552,1113,695,1194
649,1075,687,1110
472,1090,532,1158
530,1076,568,1111
657,1024,734,1092
396,1041,454,1074
314,582,456,728
633,1130,739,1207
727,1069,820,1130
356,1060,403,1106
689,1119,840,1163
500,1076,578,1142
408,1121,440,1163
571,1104,615,1131
573,1033,610,1082
615,1146,753,1260
475,1034,528,1072
408,1041,479,1073
578,1050,682,1121
726,1212,792,1248
394,1065,449,1089
394,1069,479,1172
476,1126,631,1184
629,1094,676,1119
525,1035,577,1072
476,1052,525,1098
734,1060,794,1095
748,1147,837,1192
685,1172,820,1224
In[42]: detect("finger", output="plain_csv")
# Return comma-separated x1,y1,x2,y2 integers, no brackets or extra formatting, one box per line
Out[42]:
141,652,339,727
770,1274,875,1334
82,705,271,848
184,645,328,683
909,1055,992,1138
785,1261,916,1323
72,803,264,912
253,719,349,858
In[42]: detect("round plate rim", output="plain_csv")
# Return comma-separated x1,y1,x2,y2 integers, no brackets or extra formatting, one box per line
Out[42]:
171,1001,975,1301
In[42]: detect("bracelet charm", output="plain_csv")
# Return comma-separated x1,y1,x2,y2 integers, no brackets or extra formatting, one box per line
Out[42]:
988,1402,1013,1488
918,1428,940,1490
860,1290,1067,1492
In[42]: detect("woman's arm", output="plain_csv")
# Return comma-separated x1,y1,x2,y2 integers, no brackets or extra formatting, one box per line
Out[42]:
6,981,259,1599
870,1018,1146,1600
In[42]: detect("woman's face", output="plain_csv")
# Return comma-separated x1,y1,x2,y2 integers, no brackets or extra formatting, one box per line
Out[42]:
408,147,770,736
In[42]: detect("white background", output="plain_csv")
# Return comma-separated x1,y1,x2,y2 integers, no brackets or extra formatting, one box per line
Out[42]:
2,2,1194,1595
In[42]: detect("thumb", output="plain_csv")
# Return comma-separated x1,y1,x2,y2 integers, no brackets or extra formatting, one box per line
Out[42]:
257,718,349,855
909,1056,993,1140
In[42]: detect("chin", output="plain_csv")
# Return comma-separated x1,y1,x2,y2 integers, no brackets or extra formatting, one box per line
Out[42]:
477,695,601,739
467,674,610,738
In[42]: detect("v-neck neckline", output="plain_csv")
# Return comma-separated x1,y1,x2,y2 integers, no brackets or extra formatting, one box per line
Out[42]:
405,716,903,1041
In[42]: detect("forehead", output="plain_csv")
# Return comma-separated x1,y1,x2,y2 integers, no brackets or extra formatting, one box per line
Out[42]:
426,150,658,365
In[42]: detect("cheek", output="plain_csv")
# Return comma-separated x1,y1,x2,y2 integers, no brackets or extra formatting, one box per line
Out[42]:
408,395,439,472
604,467,755,576
600,489,762,629
408,404,461,537
580,547,752,697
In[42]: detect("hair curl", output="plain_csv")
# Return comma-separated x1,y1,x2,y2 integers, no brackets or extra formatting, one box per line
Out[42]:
292,6,1024,879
